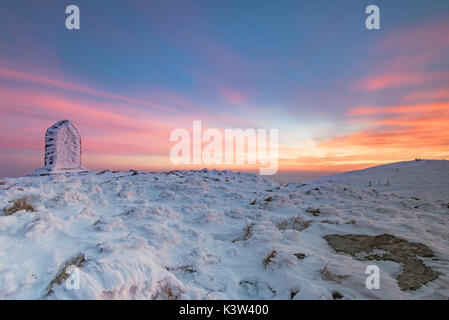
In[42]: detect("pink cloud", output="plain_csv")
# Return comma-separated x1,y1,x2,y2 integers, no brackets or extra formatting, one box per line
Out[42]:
0,66,179,113
403,88,449,103
381,20,449,53
0,79,260,166
219,86,248,105
357,71,449,92
355,19,449,93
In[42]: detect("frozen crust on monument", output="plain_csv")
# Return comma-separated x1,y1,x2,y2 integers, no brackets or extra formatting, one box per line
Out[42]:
30,120,89,176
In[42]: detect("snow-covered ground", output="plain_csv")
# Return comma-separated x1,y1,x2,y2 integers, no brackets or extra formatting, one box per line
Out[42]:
0,161,448,299
312,159,449,201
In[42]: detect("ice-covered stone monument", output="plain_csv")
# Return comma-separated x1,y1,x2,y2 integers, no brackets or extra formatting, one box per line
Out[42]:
30,120,89,176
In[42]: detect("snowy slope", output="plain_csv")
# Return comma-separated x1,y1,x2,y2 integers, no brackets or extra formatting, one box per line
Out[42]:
0,165,448,300
312,160,449,201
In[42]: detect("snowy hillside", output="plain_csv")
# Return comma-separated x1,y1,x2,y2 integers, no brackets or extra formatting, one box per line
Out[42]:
312,160,449,201
0,164,448,299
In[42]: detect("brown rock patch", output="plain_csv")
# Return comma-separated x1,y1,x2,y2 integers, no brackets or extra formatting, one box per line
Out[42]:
324,234,440,291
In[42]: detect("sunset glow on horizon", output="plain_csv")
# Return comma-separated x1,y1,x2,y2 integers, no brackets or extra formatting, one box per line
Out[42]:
1,1,448,179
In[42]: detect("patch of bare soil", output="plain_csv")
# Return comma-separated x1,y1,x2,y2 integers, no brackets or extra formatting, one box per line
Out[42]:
152,278,185,300
275,216,311,231
164,265,196,274
324,234,441,291
263,250,277,269
232,222,254,242
320,262,350,284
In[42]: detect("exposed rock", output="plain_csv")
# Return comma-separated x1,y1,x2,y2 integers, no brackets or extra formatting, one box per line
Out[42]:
324,234,441,291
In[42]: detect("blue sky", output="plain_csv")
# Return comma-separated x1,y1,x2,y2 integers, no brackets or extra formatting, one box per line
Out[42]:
0,0,448,178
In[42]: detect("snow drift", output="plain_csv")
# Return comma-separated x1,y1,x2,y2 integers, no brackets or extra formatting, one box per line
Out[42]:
0,161,448,299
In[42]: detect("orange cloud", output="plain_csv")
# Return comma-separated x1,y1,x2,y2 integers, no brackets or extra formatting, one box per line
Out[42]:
349,102,449,117
320,102,449,161
274,101,449,174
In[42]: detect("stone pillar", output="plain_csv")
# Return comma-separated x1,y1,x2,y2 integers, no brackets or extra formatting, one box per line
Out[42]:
30,120,88,176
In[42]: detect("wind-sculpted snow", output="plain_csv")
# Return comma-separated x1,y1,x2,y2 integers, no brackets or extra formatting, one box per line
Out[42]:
0,166,448,299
